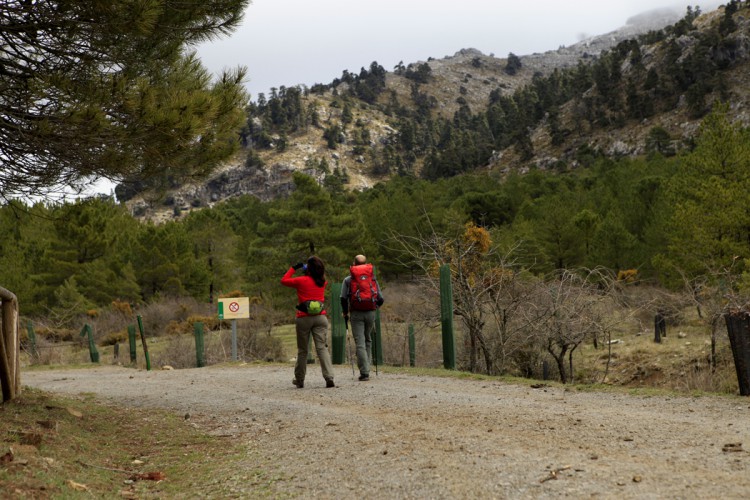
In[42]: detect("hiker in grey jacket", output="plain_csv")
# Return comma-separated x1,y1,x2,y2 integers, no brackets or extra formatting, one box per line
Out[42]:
340,254,384,381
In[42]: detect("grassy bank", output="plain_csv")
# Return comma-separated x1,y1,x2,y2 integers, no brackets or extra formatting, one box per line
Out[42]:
0,388,280,498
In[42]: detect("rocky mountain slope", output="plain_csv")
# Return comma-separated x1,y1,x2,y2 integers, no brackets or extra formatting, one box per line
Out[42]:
127,4,748,221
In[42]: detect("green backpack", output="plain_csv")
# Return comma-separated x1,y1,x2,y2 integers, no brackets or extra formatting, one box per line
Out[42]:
296,300,324,315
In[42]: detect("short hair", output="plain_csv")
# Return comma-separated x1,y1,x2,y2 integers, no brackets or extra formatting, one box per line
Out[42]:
354,254,366,265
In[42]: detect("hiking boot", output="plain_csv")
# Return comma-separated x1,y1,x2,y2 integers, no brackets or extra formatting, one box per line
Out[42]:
292,378,304,388
326,379,335,388
358,374,369,381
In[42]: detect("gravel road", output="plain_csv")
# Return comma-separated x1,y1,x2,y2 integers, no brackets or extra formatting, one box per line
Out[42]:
21,364,750,499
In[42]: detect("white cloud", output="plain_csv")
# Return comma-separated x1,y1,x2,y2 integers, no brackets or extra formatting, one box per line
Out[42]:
196,0,721,98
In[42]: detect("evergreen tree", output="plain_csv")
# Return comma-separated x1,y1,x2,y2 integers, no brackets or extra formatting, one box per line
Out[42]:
183,209,243,302
250,173,374,300
1,0,250,199
50,277,95,328
505,52,522,75
28,198,141,309
130,221,210,301
0,203,51,314
589,212,638,272
660,104,750,281
645,127,675,157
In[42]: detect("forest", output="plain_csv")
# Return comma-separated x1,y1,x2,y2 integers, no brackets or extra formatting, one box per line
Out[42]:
3,104,749,381
3,1,750,385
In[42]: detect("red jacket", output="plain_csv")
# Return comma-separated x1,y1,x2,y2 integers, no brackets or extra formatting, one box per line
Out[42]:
281,267,327,317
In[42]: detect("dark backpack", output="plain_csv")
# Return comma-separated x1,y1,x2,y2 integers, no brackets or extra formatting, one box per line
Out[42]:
349,263,378,311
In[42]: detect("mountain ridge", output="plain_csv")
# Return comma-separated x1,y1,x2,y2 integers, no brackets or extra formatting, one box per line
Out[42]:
125,3,747,222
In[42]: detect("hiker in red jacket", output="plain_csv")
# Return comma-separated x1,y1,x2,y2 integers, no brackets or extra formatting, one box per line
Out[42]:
281,255,335,389
340,254,384,381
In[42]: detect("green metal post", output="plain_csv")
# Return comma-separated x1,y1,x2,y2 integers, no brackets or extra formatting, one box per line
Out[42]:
26,321,38,363
330,283,345,364
194,322,205,368
80,324,99,363
374,309,383,367
440,264,456,370
372,265,383,367
307,334,315,363
127,325,137,363
136,315,151,371
89,325,99,363
408,324,415,367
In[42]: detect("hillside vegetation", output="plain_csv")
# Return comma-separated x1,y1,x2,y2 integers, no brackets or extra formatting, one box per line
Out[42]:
120,3,750,219
3,2,750,393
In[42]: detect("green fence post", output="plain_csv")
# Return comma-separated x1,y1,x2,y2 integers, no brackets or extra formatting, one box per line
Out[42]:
330,283,345,364
194,322,205,368
89,325,99,363
372,265,384,368
408,324,415,367
127,325,137,364
80,324,99,363
440,264,456,370
26,321,39,363
374,309,383,367
136,315,151,371
307,334,315,363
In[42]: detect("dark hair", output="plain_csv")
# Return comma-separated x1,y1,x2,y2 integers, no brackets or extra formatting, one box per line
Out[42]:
306,256,326,287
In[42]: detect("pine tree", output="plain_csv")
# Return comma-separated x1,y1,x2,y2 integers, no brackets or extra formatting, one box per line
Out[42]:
661,104,750,280
0,0,250,199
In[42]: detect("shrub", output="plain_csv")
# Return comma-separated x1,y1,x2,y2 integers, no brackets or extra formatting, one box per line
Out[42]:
111,300,133,316
617,269,639,283
101,330,128,346
36,327,75,342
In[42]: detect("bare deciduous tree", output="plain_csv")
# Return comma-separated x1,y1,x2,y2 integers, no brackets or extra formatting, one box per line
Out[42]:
388,217,520,373
523,268,620,384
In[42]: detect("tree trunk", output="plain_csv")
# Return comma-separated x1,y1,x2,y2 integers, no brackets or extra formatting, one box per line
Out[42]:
549,344,568,384
469,331,477,372
568,348,575,384
475,329,493,375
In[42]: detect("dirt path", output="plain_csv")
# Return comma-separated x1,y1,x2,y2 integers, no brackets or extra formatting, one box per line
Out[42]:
22,364,750,499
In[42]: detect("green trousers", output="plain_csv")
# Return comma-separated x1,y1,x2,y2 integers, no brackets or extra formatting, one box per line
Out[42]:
294,314,334,383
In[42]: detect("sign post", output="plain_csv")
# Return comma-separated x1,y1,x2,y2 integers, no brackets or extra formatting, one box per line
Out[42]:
217,297,250,361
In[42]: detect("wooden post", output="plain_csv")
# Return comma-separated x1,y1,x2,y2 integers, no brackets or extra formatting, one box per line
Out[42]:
136,315,151,371
654,311,667,343
0,286,20,402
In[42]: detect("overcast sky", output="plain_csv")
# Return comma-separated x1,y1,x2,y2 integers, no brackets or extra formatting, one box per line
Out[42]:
195,0,722,100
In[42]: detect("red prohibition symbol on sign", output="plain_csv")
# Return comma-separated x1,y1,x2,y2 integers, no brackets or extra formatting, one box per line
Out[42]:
228,301,240,313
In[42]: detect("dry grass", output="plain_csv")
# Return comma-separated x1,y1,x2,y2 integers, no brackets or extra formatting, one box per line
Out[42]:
0,388,269,498
572,306,738,394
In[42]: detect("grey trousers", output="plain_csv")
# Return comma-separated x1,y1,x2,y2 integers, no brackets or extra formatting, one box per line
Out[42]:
294,314,334,383
350,309,376,376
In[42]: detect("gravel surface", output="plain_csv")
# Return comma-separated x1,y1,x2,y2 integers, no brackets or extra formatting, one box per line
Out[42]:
22,364,750,499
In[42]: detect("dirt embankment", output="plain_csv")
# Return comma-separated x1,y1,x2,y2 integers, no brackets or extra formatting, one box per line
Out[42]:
22,364,750,499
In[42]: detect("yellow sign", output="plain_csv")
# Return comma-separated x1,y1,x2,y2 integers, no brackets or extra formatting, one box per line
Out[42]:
217,297,250,320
